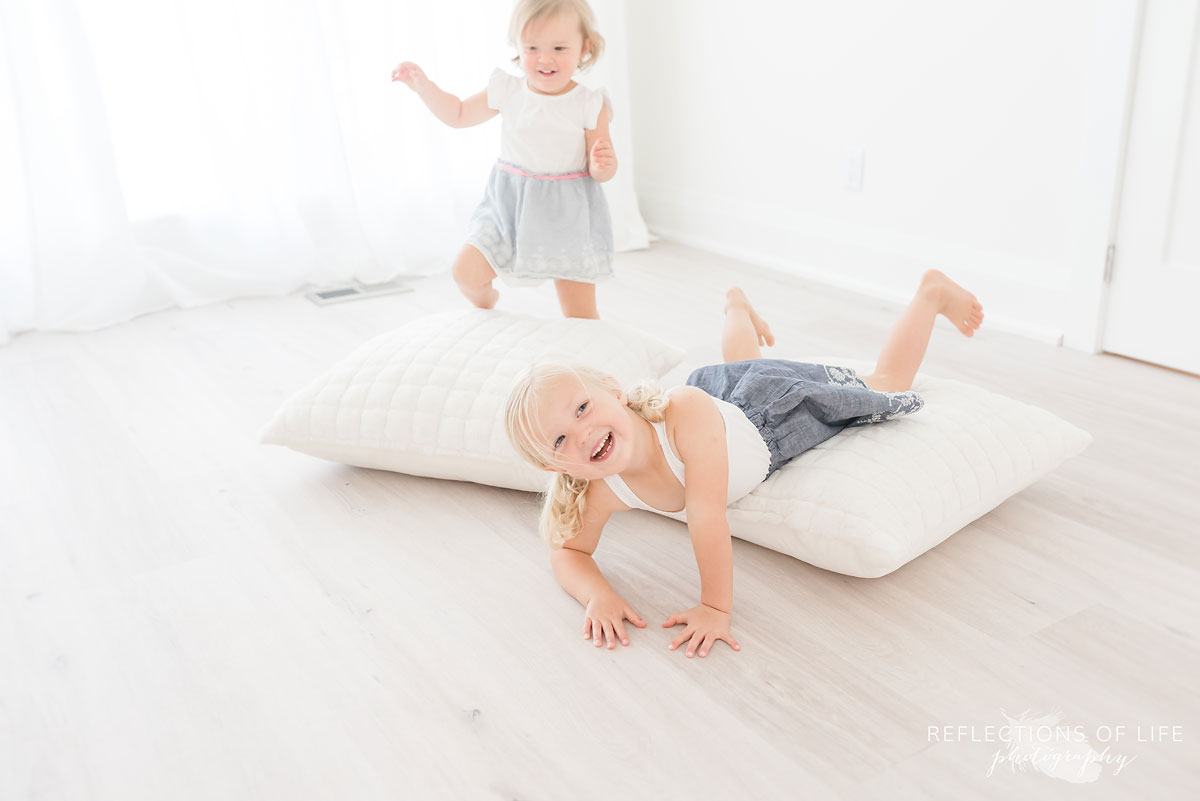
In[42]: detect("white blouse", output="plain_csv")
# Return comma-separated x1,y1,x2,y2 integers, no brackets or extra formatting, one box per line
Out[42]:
485,68,613,175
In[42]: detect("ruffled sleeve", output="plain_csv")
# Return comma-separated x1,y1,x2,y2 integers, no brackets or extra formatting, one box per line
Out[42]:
582,86,614,129
486,68,520,112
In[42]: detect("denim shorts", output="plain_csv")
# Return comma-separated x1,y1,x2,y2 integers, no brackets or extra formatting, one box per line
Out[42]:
686,359,924,475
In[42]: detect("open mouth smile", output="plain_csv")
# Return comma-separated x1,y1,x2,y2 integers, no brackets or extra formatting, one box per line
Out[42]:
590,432,614,462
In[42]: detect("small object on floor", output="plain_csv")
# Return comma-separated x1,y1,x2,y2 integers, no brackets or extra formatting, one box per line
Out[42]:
305,279,414,306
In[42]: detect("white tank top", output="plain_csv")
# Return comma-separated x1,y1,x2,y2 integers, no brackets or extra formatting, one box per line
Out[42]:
602,394,771,523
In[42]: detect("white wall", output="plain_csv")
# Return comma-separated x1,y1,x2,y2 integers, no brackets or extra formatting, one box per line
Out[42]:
626,0,1139,346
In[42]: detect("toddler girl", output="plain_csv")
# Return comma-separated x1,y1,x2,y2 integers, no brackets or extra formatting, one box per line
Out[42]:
392,0,615,319
504,270,984,659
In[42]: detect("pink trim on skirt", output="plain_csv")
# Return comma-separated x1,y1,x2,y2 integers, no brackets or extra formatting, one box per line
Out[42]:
497,160,590,181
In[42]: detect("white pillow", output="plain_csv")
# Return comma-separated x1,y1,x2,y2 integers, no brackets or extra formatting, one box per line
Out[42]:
260,309,685,491
263,316,1091,577
724,357,1092,577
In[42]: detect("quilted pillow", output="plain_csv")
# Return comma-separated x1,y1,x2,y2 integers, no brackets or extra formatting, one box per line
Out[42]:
263,314,1091,578
261,309,685,491
723,356,1092,577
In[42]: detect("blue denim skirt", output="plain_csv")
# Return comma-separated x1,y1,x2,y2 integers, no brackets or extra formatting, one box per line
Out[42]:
686,359,924,475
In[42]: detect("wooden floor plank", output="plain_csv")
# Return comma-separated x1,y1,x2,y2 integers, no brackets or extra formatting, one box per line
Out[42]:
2,241,1196,799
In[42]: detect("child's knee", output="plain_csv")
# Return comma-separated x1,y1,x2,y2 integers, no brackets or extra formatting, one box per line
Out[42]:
863,372,909,393
452,247,495,287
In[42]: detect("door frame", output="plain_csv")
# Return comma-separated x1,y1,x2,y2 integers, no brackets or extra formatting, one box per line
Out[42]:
1062,0,1145,353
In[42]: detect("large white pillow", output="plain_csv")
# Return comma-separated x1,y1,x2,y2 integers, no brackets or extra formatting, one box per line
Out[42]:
724,357,1092,578
263,316,1091,577
261,309,685,491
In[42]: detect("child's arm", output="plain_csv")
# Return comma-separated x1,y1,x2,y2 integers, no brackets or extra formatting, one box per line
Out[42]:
584,108,617,182
549,482,646,649
662,387,743,658
391,62,498,129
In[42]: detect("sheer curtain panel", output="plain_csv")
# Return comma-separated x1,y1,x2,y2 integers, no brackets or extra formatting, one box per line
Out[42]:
0,0,646,344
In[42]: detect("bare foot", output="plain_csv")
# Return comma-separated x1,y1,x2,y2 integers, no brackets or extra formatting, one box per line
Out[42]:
921,269,984,337
725,286,775,347
479,286,500,310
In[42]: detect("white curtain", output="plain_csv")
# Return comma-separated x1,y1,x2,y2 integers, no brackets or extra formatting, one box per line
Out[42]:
0,0,647,345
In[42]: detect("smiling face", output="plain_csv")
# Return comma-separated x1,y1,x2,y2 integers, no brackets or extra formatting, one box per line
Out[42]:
535,373,634,479
518,12,590,95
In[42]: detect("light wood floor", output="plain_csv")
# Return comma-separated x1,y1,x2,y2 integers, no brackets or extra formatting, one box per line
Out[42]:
2,241,1197,800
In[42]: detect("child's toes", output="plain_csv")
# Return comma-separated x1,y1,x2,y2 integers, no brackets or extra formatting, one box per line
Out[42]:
748,310,775,347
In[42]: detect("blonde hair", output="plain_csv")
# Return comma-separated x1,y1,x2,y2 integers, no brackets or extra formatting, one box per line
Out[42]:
508,0,606,71
504,362,668,548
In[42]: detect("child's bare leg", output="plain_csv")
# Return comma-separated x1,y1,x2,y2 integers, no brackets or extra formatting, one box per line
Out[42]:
722,287,775,363
452,245,500,309
863,269,984,392
554,279,599,319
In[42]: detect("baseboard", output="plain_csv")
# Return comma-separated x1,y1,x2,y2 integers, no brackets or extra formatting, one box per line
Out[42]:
637,190,1068,347
648,222,1065,346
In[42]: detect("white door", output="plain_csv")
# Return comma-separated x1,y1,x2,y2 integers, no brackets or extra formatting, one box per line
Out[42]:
1104,0,1200,374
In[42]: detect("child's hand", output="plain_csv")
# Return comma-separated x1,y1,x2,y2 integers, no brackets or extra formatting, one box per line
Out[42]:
390,61,428,92
589,137,616,179
583,590,646,649
663,604,741,658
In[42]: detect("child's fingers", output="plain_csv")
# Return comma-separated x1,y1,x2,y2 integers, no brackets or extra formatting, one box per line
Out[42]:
662,613,682,628
669,628,693,650
698,634,716,658
624,606,646,627
685,632,703,658
603,620,617,650
723,633,742,652
615,620,630,646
